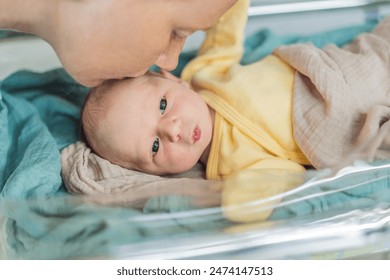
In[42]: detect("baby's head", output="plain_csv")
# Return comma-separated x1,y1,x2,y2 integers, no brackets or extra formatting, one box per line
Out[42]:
81,71,213,176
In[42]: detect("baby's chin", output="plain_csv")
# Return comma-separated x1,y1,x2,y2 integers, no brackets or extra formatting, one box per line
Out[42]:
154,160,202,177
161,164,203,178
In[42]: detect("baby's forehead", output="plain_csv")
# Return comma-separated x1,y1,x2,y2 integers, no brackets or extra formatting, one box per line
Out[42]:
103,72,166,118
118,74,160,94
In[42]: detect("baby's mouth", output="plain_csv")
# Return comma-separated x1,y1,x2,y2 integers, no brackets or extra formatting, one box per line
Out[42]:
193,126,201,143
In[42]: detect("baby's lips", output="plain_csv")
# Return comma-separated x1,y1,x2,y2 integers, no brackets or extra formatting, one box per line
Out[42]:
193,126,201,143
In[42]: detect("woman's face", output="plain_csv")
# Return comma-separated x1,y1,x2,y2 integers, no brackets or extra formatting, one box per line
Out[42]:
56,0,238,87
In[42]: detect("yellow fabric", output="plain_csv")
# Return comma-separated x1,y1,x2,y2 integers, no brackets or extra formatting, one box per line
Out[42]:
181,0,310,222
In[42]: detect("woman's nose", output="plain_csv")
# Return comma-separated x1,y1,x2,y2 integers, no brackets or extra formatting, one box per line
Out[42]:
155,38,186,71
160,119,182,142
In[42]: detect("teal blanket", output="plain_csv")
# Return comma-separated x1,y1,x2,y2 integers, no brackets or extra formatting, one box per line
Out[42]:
0,70,88,198
2,22,387,259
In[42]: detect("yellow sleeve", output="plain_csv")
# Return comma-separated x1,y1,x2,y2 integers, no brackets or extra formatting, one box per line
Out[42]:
181,0,250,82
220,158,305,223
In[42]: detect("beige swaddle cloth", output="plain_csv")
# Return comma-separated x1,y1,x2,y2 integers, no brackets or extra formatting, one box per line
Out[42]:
61,141,217,208
274,16,390,168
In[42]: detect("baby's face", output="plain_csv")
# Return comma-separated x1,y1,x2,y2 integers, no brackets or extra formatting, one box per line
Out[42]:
97,73,213,175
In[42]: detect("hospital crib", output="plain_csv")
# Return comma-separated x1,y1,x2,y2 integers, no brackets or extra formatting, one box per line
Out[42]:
1,0,390,260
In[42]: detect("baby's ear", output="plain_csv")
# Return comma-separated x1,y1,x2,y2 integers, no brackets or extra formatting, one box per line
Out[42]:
160,70,190,88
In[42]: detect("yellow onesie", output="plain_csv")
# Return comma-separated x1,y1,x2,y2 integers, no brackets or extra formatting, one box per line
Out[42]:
181,0,310,222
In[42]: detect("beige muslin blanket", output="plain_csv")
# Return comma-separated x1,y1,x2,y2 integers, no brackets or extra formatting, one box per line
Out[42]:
61,141,217,208
274,16,390,168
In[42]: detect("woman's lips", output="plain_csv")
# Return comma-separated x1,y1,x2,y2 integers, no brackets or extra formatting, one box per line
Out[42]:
193,126,201,143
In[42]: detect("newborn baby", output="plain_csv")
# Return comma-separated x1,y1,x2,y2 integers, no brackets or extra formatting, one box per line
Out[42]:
82,70,214,175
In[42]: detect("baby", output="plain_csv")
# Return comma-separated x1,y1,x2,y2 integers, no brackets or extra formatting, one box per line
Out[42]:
82,0,390,204
82,70,214,176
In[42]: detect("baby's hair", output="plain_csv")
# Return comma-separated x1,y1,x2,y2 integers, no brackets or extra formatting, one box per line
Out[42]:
80,80,116,152
80,73,158,159
80,77,145,152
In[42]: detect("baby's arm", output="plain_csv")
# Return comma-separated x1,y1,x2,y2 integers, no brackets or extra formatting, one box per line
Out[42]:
221,157,305,223
181,0,250,81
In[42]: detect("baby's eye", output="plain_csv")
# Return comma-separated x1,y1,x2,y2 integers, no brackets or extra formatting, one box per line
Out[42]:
160,97,167,114
152,138,160,156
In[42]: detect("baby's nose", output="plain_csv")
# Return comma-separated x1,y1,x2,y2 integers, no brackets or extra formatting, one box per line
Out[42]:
161,119,181,142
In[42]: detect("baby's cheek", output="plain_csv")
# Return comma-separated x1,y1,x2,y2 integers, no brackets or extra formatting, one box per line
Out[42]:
168,149,198,172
